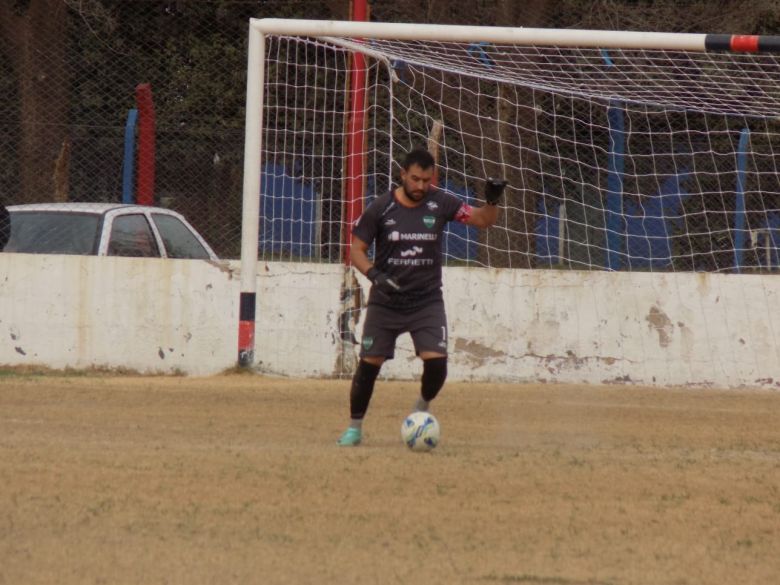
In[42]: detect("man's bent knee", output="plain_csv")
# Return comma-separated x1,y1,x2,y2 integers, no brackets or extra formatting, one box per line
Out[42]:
362,355,385,367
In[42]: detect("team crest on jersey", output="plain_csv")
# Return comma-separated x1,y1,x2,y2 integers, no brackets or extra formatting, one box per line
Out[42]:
362,336,374,350
423,215,435,229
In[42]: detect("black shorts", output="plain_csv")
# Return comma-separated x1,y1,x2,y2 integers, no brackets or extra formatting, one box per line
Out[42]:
359,301,448,359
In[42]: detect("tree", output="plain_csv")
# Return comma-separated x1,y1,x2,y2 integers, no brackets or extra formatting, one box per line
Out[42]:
0,0,69,202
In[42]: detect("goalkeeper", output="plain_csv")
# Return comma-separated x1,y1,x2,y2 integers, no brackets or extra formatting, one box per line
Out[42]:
338,147,506,446
0,199,9,251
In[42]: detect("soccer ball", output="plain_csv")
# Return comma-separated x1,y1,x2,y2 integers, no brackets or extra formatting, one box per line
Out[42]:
401,411,441,452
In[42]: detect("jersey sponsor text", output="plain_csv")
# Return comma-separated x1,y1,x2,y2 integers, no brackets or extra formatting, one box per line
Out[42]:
387,257,435,266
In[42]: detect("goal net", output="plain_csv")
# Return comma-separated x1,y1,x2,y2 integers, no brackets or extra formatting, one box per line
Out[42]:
242,20,780,388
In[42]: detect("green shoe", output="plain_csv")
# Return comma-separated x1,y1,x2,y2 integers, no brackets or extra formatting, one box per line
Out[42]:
337,427,362,446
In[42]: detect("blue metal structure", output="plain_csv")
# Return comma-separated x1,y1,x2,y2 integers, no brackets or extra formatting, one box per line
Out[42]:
122,109,138,204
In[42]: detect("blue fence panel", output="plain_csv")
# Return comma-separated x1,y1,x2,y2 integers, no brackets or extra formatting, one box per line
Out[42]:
122,109,138,204
535,198,561,265
441,180,477,262
535,173,690,270
623,172,690,269
259,163,319,257
733,128,750,272
257,170,476,262
605,102,626,271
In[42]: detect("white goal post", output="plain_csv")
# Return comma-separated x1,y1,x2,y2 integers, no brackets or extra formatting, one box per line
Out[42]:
239,18,780,388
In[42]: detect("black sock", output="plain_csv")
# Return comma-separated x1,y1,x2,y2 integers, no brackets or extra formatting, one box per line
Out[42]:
421,357,447,402
350,360,382,420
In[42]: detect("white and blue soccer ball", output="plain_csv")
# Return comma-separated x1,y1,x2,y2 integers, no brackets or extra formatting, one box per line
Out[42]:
401,411,441,452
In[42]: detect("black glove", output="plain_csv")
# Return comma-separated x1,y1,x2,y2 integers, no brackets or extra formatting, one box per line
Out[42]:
484,178,507,206
367,267,401,296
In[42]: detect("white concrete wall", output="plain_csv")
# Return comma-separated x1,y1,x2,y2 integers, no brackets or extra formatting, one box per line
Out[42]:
252,261,346,377
0,254,238,375
347,267,780,389
1,255,778,388
444,268,780,389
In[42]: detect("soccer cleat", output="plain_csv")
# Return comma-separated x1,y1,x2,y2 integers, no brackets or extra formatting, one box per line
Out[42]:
337,427,362,446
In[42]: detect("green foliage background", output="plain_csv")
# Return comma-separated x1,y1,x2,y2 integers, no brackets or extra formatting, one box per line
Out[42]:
0,0,777,260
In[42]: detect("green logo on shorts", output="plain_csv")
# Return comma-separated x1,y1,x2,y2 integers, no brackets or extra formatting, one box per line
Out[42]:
423,215,435,229
362,336,374,350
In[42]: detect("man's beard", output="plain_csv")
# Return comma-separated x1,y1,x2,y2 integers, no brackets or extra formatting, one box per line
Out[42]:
403,185,426,202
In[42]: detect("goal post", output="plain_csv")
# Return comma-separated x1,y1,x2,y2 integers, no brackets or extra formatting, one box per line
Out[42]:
239,18,780,388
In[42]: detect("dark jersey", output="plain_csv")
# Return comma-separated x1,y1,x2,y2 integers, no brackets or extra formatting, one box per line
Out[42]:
0,202,9,251
352,188,468,311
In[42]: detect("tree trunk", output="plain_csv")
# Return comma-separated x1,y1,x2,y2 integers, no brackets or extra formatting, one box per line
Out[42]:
0,0,69,203
324,0,352,20
487,0,553,268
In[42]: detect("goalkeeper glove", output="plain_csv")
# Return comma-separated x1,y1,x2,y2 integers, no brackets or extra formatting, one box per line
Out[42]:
484,178,507,206
367,267,401,296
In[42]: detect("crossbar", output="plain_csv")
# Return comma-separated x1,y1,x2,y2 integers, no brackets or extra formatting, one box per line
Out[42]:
251,18,780,53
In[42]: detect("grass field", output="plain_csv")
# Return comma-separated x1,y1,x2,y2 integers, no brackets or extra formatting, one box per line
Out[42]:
1,373,779,584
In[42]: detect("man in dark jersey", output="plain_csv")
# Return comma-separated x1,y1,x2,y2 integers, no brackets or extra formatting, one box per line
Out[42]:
0,199,9,251
338,147,506,446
